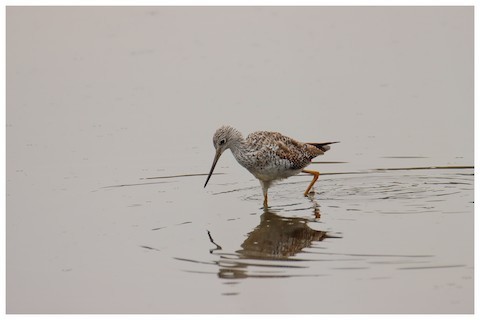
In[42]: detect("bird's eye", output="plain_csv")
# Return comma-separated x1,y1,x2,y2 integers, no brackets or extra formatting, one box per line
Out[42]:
219,139,226,145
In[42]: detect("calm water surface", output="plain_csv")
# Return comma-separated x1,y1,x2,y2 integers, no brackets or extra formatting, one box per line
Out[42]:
7,7,473,314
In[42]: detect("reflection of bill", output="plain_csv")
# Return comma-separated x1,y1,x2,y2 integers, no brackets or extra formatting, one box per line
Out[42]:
236,210,329,259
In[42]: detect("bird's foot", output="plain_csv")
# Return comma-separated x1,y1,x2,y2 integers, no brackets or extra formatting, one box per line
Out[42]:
262,202,269,211
304,189,316,197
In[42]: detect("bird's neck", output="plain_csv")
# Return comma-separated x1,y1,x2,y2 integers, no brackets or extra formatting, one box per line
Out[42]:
229,138,253,169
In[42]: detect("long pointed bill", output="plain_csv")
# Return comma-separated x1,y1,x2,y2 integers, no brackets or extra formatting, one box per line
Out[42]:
204,150,222,188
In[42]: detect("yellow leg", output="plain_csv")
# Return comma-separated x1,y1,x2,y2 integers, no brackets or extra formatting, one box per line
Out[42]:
260,180,270,208
302,169,320,196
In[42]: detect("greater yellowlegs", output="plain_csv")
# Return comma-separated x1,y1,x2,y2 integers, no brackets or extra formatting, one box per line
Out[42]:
204,125,338,207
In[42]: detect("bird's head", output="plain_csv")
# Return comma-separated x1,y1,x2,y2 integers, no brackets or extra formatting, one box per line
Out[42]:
204,125,243,188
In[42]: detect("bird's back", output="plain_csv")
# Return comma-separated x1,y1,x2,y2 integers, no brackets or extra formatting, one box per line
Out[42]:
244,131,327,172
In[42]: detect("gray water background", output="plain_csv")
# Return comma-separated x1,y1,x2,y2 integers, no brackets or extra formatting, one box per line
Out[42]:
6,7,473,313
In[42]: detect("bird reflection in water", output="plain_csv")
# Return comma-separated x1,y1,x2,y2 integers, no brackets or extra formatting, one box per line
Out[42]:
236,210,327,259
212,200,338,280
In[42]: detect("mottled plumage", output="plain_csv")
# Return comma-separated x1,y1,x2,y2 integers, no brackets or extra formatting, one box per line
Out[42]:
204,125,338,207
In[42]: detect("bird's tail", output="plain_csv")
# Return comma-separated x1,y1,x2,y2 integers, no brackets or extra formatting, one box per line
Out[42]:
308,141,339,152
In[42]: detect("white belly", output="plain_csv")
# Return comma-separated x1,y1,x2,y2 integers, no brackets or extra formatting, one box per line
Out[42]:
249,164,302,182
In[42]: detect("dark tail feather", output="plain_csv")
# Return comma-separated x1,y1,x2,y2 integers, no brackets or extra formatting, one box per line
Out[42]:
308,141,339,152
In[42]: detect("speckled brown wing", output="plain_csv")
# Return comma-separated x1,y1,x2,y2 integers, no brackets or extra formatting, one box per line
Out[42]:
274,137,339,170
274,136,322,170
245,131,338,172
246,131,320,170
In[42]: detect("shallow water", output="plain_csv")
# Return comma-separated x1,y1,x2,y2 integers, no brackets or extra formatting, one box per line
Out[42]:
128,167,474,313
6,6,473,314
7,162,473,313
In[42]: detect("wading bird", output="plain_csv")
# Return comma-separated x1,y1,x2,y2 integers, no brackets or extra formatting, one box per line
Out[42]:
204,125,337,207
